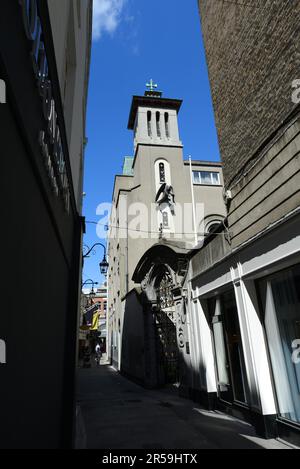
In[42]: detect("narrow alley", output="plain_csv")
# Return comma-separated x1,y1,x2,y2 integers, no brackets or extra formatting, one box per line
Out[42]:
3,0,300,452
76,365,290,450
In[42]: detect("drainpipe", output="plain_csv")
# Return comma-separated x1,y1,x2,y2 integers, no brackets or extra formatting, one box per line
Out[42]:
126,208,129,294
189,156,198,246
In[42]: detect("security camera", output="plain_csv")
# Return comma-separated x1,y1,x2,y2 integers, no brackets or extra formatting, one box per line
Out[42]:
223,188,232,204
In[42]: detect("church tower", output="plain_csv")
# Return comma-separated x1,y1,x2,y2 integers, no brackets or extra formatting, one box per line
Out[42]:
126,81,185,236
128,80,182,151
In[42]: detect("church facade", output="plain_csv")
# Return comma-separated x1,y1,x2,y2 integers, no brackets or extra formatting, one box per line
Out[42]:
107,84,226,387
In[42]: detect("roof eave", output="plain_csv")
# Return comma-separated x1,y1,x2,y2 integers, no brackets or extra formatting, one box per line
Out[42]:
127,95,183,130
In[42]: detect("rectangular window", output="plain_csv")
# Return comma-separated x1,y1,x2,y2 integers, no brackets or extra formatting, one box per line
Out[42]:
193,171,200,184
211,172,220,185
193,171,220,185
258,264,300,425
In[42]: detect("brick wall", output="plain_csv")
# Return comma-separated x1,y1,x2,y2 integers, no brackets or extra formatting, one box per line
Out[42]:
198,0,300,187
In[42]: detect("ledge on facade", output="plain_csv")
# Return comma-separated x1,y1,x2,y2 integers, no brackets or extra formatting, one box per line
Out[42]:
183,160,223,167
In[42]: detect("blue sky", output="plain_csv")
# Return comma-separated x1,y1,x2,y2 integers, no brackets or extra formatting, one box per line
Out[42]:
82,0,220,287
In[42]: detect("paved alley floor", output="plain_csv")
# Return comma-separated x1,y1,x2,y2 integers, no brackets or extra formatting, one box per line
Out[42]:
76,365,291,450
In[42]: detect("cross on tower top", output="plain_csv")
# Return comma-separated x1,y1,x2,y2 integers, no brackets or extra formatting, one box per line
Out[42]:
146,79,158,92
145,79,162,98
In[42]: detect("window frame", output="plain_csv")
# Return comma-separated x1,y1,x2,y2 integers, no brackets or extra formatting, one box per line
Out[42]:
193,170,221,186
159,162,166,183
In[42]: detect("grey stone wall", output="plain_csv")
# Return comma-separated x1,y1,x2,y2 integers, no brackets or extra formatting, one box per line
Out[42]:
228,113,300,248
198,0,300,187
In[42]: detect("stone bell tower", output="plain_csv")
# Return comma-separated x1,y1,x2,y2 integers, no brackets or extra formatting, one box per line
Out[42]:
127,79,182,151
126,80,186,237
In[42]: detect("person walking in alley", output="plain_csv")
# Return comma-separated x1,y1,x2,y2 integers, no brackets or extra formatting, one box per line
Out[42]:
95,343,102,366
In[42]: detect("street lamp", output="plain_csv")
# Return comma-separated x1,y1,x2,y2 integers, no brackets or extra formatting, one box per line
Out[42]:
81,279,98,306
83,242,109,276
99,255,109,275
81,279,98,289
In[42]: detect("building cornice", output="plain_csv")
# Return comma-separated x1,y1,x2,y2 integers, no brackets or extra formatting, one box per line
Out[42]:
128,95,182,129
184,160,223,167
189,205,300,286
116,184,141,207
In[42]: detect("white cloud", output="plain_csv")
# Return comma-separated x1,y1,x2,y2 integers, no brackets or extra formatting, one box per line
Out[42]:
93,0,126,41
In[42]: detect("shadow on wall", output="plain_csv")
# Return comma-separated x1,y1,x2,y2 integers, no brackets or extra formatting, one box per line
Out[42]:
120,290,146,385
120,289,179,389
119,275,271,438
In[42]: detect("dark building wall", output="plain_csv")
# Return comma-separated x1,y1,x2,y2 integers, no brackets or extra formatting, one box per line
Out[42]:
198,0,300,187
0,1,81,448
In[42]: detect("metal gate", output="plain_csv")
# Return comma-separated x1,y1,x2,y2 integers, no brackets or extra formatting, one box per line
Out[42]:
155,272,179,384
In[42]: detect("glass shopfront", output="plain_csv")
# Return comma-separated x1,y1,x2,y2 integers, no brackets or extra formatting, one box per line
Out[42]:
258,264,300,425
210,289,248,405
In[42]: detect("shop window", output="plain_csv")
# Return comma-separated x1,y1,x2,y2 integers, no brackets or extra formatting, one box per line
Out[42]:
210,290,248,404
258,264,300,424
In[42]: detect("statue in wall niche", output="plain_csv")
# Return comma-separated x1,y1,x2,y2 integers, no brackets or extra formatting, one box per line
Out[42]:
141,271,157,303
155,183,175,214
175,299,184,325
141,272,151,292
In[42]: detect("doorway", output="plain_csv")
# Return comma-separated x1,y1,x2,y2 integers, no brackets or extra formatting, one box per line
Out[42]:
155,270,179,384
